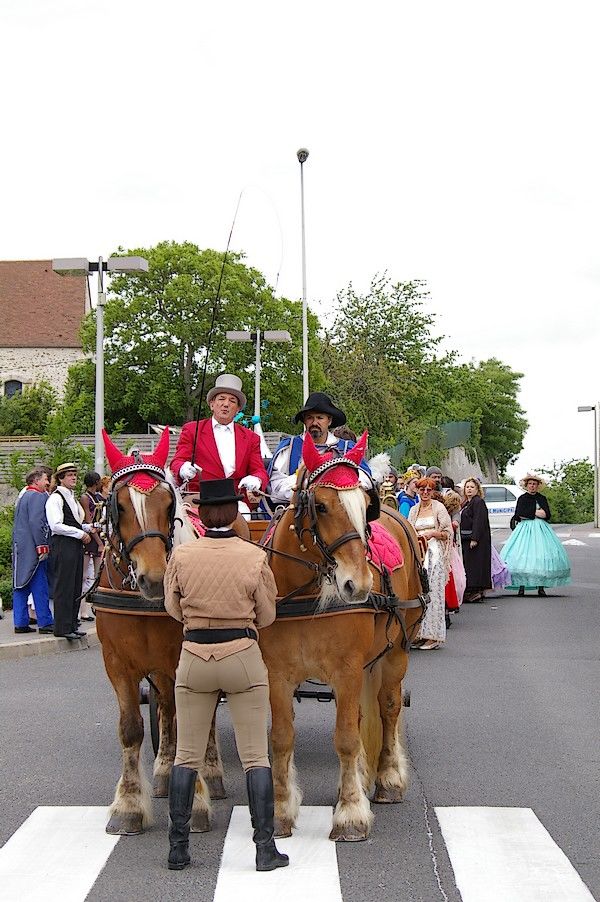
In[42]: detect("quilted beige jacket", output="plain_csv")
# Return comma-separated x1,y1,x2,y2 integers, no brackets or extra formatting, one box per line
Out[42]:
164,534,277,660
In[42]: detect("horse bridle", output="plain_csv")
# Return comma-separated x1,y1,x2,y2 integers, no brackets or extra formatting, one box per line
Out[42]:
106,463,178,585
290,457,368,587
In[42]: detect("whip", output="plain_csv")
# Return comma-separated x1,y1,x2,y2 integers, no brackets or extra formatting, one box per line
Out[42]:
190,191,243,465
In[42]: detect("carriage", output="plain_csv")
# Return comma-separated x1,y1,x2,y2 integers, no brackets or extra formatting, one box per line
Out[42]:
92,428,427,841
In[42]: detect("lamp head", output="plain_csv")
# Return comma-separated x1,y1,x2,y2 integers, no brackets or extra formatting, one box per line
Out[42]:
297,148,309,164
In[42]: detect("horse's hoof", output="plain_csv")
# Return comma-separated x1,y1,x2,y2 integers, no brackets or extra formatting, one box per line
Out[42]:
152,773,169,798
206,775,226,800
274,818,293,838
373,782,405,803
329,824,369,842
106,812,144,835
190,808,211,833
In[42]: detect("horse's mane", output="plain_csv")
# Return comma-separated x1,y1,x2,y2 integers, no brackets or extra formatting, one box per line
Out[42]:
126,471,196,547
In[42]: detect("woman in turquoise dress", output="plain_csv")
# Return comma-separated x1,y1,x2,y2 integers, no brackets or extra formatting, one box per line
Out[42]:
501,473,571,596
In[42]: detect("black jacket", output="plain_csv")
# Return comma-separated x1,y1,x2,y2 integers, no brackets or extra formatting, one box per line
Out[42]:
514,491,551,523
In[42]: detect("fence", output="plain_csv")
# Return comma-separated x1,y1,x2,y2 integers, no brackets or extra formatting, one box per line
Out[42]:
0,432,287,484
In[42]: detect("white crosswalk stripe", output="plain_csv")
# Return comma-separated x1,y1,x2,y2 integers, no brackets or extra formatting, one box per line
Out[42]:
436,807,595,901
0,807,119,902
214,806,341,902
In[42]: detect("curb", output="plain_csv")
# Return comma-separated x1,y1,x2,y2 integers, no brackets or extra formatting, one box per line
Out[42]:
0,627,100,662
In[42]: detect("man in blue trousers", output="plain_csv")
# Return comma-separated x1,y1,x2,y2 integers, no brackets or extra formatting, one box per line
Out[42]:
12,467,54,634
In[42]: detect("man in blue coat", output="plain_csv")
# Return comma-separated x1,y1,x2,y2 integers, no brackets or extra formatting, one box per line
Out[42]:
268,392,371,506
12,467,54,634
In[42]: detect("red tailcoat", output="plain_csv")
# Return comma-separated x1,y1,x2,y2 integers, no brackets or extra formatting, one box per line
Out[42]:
171,419,268,505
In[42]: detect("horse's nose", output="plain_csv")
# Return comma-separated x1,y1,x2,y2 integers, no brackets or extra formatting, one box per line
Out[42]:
344,579,355,597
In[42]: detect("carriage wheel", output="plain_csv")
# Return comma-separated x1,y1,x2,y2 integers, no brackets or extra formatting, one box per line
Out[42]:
149,685,160,756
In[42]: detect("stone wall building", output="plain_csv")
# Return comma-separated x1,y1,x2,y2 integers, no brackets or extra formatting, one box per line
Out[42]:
0,260,89,398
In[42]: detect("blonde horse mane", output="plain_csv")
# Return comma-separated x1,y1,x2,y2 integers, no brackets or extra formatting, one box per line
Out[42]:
126,472,196,547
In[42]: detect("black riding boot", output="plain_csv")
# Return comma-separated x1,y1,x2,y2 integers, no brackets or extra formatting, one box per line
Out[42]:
517,586,525,596
246,767,289,872
168,765,197,870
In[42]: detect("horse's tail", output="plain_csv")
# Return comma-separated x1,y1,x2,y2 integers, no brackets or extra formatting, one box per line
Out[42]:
359,662,383,785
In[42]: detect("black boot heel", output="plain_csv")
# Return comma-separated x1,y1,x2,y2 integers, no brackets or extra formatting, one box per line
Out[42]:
168,765,197,870
246,767,289,872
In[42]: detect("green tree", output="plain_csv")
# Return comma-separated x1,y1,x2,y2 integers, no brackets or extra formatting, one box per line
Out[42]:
321,276,454,454
444,359,528,472
538,458,594,524
0,381,57,435
77,241,322,432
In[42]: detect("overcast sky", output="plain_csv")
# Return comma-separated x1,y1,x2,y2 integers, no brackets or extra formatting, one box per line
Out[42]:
1,0,598,477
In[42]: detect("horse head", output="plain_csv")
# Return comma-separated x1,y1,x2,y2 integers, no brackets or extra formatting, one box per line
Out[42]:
103,428,193,600
294,431,374,605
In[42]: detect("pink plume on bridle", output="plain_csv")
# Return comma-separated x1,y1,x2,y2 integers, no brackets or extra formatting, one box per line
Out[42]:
102,428,171,492
102,427,171,473
302,430,369,489
103,429,131,473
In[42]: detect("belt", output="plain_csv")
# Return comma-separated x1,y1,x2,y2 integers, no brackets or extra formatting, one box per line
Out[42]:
184,627,258,644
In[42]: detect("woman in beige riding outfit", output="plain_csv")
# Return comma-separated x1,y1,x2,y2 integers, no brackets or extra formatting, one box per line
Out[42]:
163,477,288,873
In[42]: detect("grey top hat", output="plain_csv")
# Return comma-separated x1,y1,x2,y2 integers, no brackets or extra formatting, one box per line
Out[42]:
206,374,247,409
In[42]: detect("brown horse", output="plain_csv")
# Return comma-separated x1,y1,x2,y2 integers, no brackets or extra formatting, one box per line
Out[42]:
199,432,426,841
260,433,426,841
94,429,248,835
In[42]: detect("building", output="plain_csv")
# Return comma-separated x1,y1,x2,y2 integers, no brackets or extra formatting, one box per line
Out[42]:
0,260,89,398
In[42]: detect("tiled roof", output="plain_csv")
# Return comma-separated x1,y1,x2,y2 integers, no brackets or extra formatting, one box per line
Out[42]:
0,260,88,348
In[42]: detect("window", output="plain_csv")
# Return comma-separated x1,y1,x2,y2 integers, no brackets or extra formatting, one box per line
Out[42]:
4,380,23,398
506,490,517,501
483,486,507,502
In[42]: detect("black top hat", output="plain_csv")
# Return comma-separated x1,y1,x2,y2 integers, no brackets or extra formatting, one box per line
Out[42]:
193,478,244,506
294,392,346,428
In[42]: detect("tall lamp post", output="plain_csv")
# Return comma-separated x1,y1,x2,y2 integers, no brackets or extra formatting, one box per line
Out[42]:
297,148,309,403
52,256,149,474
226,329,292,416
577,402,600,528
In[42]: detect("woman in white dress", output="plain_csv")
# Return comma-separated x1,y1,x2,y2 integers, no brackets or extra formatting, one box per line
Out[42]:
409,478,453,650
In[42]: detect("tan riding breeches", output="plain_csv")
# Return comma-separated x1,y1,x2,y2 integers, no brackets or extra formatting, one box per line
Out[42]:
174,643,270,772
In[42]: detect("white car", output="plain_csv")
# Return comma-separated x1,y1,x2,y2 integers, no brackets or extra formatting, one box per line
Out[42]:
482,484,524,528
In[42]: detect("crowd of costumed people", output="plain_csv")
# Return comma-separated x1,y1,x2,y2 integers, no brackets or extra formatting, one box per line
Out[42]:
369,457,571,652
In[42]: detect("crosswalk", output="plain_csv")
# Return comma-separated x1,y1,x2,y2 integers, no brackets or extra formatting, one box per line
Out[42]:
0,805,595,902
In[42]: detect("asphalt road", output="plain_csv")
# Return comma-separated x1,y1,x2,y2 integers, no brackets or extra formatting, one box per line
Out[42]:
1,528,598,901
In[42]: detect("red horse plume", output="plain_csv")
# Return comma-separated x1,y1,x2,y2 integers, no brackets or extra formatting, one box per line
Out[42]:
302,431,368,489
103,427,170,475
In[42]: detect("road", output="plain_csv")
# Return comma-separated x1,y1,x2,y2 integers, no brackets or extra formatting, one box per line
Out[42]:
0,527,598,901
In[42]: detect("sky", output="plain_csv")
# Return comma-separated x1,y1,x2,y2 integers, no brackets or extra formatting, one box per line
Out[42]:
1,0,598,478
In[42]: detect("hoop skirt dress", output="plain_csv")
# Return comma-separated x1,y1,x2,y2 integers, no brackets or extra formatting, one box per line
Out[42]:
500,492,570,589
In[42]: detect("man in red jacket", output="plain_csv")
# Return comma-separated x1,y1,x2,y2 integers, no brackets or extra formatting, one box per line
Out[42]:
171,374,268,509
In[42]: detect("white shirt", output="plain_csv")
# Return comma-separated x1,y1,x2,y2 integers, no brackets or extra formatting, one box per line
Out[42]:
212,417,236,477
46,486,89,540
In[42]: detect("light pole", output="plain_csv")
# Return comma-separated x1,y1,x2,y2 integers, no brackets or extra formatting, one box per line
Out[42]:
577,403,600,528
226,329,292,416
297,147,309,403
53,255,149,474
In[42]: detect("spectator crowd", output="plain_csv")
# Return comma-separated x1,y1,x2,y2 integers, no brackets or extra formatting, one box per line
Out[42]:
11,463,107,639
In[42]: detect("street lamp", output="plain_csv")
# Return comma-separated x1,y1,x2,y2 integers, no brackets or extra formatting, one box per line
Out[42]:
577,403,600,528
52,255,149,474
297,147,309,403
226,328,292,416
